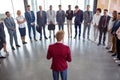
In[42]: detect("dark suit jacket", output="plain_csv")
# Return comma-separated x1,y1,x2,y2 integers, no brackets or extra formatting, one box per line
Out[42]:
66,10,73,20
111,20,120,34
37,11,47,26
56,10,65,24
98,15,110,31
0,22,6,49
25,11,35,24
74,9,83,23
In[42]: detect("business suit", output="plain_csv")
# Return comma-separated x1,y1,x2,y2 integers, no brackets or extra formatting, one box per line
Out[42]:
56,10,65,30
0,22,6,50
74,9,83,39
37,10,47,39
83,11,93,39
112,20,120,59
98,15,110,45
66,10,73,37
4,17,19,47
25,11,36,39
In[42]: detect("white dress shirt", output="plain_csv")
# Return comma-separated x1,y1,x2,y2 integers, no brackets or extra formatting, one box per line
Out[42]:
108,18,115,31
92,14,101,26
16,16,26,28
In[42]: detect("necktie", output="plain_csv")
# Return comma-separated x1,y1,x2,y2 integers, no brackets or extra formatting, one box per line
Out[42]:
40,11,42,17
9,17,14,26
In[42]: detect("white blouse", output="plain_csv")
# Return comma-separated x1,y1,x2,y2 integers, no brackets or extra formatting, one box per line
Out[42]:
92,14,101,26
16,16,26,28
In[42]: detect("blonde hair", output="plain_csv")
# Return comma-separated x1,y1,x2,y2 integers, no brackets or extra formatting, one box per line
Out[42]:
56,30,65,41
17,10,21,16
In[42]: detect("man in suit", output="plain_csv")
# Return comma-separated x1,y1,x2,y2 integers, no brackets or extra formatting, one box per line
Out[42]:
98,9,110,46
37,5,48,40
56,5,65,30
25,5,37,42
4,11,20,50
47,5,56,39
83,5,93,39
112,13,120,66
66,5,73,38
74,5,83,39
0,19,8,58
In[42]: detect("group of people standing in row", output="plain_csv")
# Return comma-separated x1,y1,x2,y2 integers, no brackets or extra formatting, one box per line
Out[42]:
0,4,120,65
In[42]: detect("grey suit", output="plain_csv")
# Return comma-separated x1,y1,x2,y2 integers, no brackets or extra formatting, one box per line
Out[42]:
56,10,65,30
4,17,19,47
83,11,93,39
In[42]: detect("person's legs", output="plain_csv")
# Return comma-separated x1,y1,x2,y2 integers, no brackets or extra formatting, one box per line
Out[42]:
60,69,67,80
103,30,107,45
62,24,64,30
78,23,81,38
83,23,87,38
74,22,77,38
98,30,102,45
8,31,14,47
43,25,47,39
31,25,36,40
52,70,59,80
49,30,51,38
13,30,19,46
87,25,91,39
28,24,31,39
70,20,72,37
67,20,70,37
94,27,97,41
106,31,112,49
116,39,120,60
58,24,61,30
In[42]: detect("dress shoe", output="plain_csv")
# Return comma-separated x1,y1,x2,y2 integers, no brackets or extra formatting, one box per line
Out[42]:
74,36,76,39
0,56,6,59
39,38,42,41
16,45,20,47
106,47,110,50
23,41,27,44
34,38,37,41
103,43,105,46
12,46,15,50
108,51,113,53
97,43,101,46
54,35,56,38
49,36,51,39
45,37,48,39
111,53,116,57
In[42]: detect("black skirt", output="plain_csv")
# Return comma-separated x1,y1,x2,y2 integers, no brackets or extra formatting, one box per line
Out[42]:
19,28,26,37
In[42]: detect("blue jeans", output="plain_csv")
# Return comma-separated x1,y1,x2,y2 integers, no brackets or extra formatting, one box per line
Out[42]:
52,69,67,80
58,24,64,30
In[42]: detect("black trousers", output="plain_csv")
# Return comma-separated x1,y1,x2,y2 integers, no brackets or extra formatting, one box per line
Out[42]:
0,41,3,50
74,22,81,37
116,38,120,60
98,29,107,44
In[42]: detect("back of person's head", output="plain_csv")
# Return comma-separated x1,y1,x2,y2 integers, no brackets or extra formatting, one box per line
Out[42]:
56,30,65,41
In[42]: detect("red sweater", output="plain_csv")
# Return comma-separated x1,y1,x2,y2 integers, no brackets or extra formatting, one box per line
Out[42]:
47,43,72,71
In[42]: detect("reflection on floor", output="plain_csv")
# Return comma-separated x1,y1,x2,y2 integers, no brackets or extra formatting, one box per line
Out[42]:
0,25,120,80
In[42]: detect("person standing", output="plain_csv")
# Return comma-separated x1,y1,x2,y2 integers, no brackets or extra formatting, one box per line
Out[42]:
16,10,27,44
37,5,48,40
111,13,120,64
56,5,65,30
4,11,20,50
106,11,117,50
83,5,93,39
0,19,8,58
74,5,83,39
25,5,37,42
66,5,73,38
47,5,56,39
47,30,72,80
97,9,110,46
92,8,101,41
